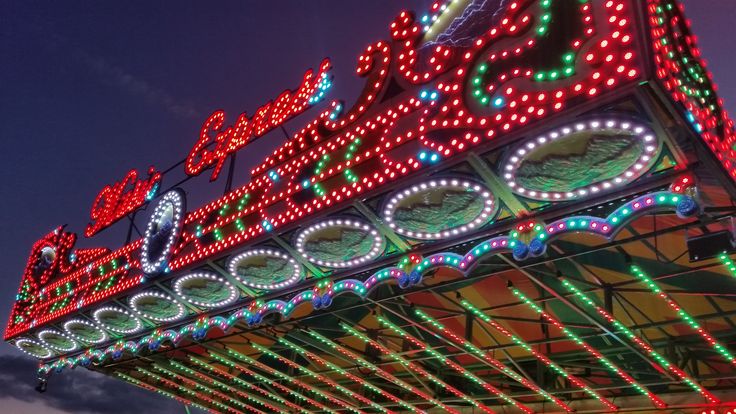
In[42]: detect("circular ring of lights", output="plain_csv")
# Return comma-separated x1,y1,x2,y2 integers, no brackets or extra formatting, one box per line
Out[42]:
295,219,385,268
141,189,185,274
63,318,108,344
129,291,186,323
173,272,239,308
93,306,143,334
37,329,78,352
14,338,53,359
383,178,496,240
502,119,660,201
227,249,304,290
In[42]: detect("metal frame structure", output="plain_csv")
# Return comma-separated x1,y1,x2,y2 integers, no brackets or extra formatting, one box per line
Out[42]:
6,0,736,412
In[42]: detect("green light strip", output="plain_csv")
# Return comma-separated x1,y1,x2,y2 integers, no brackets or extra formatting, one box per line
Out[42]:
115,372,213,413
277,336,414,413
458,299,619,411
718,252,736,279
509,286,667,408
167,359,302,413
631,265,736,367
249,342,368,414
216,349,353,414
341,322,495,414
376,314,533,414
305,329,457,413
412,308,573,411
561,278,719,404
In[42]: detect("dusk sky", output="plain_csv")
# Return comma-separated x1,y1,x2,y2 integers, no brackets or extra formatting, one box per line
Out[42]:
0,1,734,413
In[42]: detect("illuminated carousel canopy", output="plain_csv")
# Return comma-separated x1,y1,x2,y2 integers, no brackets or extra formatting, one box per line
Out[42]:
6,1,736,413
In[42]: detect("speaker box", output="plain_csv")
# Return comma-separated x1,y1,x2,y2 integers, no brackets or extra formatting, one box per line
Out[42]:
687,230,735,262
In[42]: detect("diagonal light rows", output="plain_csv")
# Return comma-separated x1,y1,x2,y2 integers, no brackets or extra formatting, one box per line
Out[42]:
341,322,497,414
411,308,573,412
222,348,360,413
137,367,250,414
510,285,667,409
458,300,619,411
190,354,335,414
561,278,719,404
116,372,216,413
376,314,535,414
277,336,413,413
306,329,458,413
167,359,309,414
150,364,273,413
250,342,372,414
631,265,736,367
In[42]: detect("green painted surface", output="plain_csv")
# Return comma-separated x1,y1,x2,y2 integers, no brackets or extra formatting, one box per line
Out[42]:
42,332,75,349
135,297,181,320
236,256,295,286
393,189,486,233
66,323,105,342
19,341,50,356
179,278,233,304
98,310,139,331
516,133,645,192
305,228,376,262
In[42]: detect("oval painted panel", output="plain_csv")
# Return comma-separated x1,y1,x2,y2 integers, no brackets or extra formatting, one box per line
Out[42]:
174,272,238,308
15,338,53,359
129,292,186,322
64,319,107,344
295,219,385,268
93,307,142,334
503,119,660,201
383,179,496,240
228,249,303,290
38,329,78,352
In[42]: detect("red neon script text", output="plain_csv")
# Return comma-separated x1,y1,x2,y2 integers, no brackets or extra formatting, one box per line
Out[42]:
85,167,161,237
185,59,332,181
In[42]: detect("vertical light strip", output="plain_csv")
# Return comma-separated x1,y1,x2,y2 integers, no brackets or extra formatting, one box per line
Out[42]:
115,372,215,413
412,308,573,411
561,278,720,403
220,348,357,414
249,342,370,414
306,329,459,413
458,300,619,411
341,322,497,414
376,314,535,414
277,337,412,413
631,265,736,366
509,285,668,408
188,356,332,414
167,359,309,414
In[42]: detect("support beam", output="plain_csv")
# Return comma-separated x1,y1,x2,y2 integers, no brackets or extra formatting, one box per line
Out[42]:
303,329,458,413
342,322,498,414
631,265,736,367
561,277,720,404
276,336,415,413
409,309,574,412
509,285,668,409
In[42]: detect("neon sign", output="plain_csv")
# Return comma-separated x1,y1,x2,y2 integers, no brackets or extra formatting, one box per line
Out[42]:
85,167,161,237
185,59,333,181
5,0,735,348
1,0,652,339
